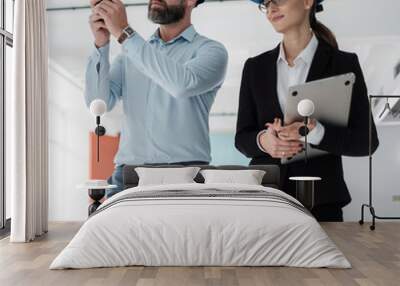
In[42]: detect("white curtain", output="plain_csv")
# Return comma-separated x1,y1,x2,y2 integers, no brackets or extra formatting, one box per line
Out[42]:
10,0,49,242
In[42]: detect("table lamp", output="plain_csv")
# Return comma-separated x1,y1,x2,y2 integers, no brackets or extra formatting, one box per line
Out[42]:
89,99,107,162
297,99,315,164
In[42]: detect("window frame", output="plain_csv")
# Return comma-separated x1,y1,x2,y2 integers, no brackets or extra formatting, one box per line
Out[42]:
0,0,13,235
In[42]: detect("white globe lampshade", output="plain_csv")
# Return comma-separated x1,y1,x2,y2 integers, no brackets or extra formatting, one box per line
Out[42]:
297,99,315,117
89,99,107,117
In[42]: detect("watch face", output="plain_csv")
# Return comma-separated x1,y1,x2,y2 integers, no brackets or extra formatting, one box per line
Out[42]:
125,26,135,36
118,26,135,44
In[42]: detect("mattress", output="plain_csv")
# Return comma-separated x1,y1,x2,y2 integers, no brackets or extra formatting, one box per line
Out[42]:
50,183,351,269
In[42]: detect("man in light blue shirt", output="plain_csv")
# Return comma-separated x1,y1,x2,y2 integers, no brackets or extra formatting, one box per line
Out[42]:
86,0,228,197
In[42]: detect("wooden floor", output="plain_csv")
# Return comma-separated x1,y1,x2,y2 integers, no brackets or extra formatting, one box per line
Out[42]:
0,222,399,286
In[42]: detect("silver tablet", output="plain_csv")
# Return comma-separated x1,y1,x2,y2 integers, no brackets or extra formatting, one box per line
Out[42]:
282,72,356,164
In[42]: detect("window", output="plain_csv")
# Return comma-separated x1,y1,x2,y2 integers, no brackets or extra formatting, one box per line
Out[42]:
5,0,13,33
0,0,13,234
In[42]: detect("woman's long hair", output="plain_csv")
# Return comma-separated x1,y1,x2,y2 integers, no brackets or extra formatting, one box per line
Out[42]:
309,2,338,49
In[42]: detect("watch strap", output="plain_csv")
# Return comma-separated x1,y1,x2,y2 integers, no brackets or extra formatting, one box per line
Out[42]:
118,25,135,44
117,32,128,44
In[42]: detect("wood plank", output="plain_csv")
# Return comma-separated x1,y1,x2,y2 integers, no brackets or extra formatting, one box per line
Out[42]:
0,222,399,286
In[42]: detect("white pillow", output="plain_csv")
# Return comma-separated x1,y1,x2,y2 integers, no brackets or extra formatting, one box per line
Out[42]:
200,169,266,185
135,167,201,186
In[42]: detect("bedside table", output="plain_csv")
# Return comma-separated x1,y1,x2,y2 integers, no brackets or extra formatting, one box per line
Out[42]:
289,177,321,210
77,183,117,216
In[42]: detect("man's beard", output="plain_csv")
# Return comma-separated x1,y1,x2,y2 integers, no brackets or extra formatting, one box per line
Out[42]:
148,0,186,25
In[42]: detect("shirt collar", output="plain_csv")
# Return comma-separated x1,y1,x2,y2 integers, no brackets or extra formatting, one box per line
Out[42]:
149,25,197,44
277,33,318,66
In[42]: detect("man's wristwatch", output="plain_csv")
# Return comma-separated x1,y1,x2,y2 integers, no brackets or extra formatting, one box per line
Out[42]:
117,25,135,44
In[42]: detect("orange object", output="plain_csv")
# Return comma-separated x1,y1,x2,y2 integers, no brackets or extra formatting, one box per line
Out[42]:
89,132,120,180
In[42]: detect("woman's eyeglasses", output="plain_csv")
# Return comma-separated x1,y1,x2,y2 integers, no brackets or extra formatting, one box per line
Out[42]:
258,0,288,13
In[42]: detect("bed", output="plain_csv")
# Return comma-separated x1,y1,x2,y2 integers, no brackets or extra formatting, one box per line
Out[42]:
50,165,351,269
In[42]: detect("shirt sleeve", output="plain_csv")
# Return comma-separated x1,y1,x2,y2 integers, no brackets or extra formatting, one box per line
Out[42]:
84,43,124,111
299,120,325,145
256,130,269,153
121,33,229,98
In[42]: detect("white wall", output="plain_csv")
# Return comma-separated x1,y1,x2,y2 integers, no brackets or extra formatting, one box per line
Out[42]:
48,62,89,220
47,0,400,221
48,61,123,220
343,126,400,221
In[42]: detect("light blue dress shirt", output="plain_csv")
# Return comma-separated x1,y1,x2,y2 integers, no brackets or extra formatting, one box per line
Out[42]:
85,25,228,165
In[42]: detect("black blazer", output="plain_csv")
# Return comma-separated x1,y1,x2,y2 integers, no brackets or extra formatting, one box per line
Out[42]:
235,38,379,207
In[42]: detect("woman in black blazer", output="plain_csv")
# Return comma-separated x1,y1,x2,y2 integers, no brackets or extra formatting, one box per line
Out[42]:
235,0,379,221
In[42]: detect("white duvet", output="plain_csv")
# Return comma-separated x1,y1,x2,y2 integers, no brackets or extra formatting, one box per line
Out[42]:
50,183,351,269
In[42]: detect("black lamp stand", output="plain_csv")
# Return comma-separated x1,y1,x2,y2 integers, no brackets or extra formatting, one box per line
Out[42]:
359,95,400,230
94,116,106,162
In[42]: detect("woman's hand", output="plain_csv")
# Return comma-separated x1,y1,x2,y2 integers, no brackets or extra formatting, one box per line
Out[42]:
277,119,317,141
260,118,303,158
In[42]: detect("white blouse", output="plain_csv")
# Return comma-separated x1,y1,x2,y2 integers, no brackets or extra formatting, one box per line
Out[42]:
257,34,325,153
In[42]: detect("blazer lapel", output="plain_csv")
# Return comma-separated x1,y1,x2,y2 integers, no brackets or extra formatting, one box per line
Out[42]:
265,45,284,119
306,39,333,82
